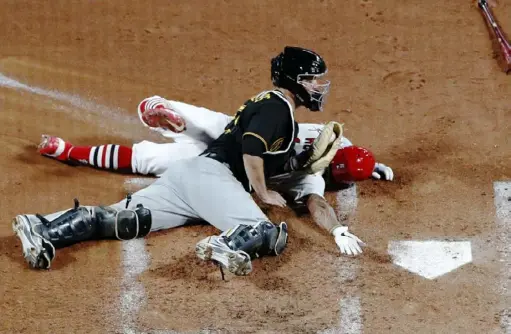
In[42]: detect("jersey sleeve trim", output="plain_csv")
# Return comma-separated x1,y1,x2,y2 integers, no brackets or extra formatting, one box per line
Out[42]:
263,90,295,156
243,132,269,152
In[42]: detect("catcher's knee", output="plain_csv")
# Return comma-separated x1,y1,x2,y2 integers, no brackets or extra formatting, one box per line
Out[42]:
96,204,152,241
223,221,288,259
114,204,152,240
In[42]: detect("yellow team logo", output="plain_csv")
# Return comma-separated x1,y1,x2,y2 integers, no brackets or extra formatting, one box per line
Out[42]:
250,92,271,103
269,137,284,152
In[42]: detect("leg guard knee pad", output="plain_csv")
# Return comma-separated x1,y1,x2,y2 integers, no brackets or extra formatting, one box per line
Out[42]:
222,221,288,259
109,204,152,240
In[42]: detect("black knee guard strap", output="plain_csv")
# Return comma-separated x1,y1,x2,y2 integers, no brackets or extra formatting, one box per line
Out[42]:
223,221,288,259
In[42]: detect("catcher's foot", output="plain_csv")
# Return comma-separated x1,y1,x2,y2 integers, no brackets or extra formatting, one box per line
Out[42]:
195,235,252,276
12,215,55,269
38,135,73,161
141,107,186,133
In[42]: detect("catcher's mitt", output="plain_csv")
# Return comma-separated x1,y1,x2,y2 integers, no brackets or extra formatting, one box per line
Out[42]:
301,121,344,174
141,107,186,133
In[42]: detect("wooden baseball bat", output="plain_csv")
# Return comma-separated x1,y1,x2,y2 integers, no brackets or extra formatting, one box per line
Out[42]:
478,0,511,73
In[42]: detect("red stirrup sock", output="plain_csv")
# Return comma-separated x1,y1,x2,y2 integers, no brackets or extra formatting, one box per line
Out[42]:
68,144,133,171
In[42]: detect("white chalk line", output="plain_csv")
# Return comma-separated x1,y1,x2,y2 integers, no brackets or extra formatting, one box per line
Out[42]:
121,239,151,334
0,71,151,333
121,178,158,333
321,185,361,334
0,72,142,139
493,181,510,333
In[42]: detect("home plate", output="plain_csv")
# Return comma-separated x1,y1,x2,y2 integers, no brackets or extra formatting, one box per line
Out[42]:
387,240,473,280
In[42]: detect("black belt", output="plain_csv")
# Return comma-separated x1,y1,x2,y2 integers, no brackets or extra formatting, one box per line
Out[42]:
200,151,220,159
200,152,230,168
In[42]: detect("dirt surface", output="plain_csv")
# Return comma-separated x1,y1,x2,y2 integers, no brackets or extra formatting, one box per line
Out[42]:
0,0,510,333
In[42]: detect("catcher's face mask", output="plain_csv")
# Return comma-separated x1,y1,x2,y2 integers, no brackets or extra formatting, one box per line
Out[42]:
297,73,331,112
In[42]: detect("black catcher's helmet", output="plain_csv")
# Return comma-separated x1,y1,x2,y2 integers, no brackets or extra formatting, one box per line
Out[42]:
271,46,330,112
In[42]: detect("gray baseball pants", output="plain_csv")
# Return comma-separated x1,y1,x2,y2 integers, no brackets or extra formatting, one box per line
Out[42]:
41,156,325,233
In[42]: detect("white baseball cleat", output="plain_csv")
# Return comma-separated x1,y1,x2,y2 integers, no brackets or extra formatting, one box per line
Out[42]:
12,215,55,269
195,235,252,276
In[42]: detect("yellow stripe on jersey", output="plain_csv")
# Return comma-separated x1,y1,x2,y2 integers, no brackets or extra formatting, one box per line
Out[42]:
243,132,269,152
